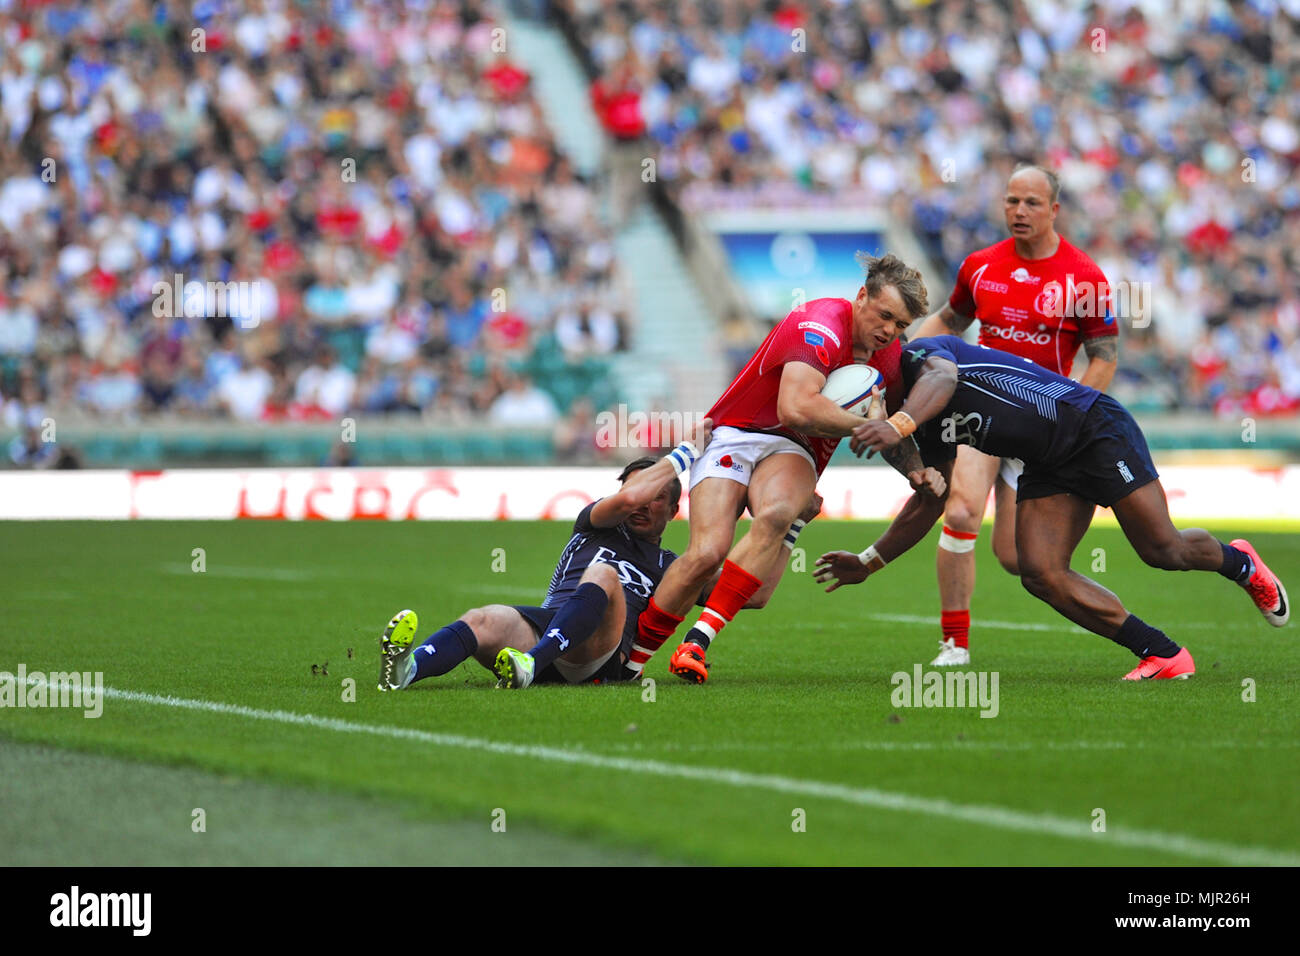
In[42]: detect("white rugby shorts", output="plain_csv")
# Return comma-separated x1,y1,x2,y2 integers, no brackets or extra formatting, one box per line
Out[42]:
688,425,817,491
998,456,1024,491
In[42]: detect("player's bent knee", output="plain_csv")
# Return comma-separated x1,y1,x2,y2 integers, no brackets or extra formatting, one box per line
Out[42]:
942,497,982,534
751,507,795,543
684,541,730,579
460,607,489,632
994,545,1021,576
1138,540,1189,572
1020,569,1062,603
581,561,622,596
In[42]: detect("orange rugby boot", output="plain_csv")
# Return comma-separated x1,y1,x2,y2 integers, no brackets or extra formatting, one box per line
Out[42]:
669,642,710,683
1230,539,1290,627
1122,647,1195,681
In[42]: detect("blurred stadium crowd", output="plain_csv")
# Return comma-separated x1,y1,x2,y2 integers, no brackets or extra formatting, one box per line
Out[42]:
0,0,627,446
566,0,1300,416
2,0,1299,457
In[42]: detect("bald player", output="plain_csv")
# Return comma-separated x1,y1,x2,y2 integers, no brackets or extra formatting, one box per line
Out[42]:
909,163,1119,665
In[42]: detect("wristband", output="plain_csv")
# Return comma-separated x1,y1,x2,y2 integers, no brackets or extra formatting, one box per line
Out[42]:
782,518,807,551
856,544,887,573
665,440,700,477
885,411,916,439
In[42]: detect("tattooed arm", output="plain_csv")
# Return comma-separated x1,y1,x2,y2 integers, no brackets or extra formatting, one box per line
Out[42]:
1079,335,1118,392
882,438,947,498
911,302,976,340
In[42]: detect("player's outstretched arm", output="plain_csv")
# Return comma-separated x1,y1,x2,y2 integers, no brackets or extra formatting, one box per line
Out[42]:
814,458,953,592
589,417,713,528
858,391,946,496
775,362,871,438
849,356,957,458
910,303,974,340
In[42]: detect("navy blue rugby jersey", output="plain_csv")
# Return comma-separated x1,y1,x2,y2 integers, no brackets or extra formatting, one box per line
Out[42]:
542,501,677,627
900,335,1103,468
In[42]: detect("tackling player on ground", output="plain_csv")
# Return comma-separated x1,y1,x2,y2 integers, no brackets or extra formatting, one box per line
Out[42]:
376,419,712,690
376,418,819,690
909,164,1118,666
631,253,943,683
814,336,1290,680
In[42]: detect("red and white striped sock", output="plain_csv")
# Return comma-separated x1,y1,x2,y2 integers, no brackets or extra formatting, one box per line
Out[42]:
624,597,683,677
686,559,763,650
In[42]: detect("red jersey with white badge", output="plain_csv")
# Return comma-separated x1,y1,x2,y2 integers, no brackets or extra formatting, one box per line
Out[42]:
706,297,903,475
949,237,1115,377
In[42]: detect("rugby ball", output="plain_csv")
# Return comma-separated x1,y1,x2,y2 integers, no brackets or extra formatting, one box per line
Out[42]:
821,364,884,417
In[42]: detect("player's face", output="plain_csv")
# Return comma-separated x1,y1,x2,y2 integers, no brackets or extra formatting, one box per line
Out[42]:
625,484,675,540
1004,172,1058,242
852,283,912,354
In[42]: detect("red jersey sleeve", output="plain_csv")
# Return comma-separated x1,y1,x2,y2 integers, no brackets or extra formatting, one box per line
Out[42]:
1073,257,1117,340
757,300,850,378
947,254,978,317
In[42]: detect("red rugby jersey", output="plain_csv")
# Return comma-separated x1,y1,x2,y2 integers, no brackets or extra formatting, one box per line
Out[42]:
948,236,1115,377
706,298,903,475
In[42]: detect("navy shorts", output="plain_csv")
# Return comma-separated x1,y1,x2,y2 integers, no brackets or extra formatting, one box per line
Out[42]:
510,605,633,684
1017,395,1159,508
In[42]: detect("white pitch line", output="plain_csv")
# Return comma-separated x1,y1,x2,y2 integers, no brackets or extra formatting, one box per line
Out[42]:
21,678,1298,867
859,613,1221,634
159,563,317,581
602,738,1300,754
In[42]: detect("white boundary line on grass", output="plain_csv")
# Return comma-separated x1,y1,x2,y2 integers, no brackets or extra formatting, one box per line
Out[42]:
21,677,1299,867
859,613,1223,633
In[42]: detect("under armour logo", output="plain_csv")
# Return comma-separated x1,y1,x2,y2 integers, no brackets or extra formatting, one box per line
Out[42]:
421,646,436,655
547,627,569,651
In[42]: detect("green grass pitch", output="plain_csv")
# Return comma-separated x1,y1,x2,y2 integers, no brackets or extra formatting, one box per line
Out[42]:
1,518,1297,866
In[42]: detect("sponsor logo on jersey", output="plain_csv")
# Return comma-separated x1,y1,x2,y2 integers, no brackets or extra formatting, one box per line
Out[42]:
591,547,657,599
803,330,830,366
717,454,744,473
1010,267,1041,285
978,278,1010,294
797,320,842,348
983,324,1052,345
1117,460,1134,483
1034,282,1064,317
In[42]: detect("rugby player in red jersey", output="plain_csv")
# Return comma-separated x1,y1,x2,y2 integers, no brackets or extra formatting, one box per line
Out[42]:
909,164,1119,665
625,253,942,683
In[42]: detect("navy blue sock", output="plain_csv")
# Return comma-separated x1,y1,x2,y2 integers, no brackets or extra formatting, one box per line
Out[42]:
529,583,609,671
410,620,478,682
1217,543,1254,583
683,626,712,651
1111,614,1181,659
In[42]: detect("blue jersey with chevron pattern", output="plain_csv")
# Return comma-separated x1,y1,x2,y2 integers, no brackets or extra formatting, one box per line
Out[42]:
900,336,1102,467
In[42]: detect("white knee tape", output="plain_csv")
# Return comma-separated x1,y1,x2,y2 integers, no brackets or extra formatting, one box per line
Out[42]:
939,526,977,554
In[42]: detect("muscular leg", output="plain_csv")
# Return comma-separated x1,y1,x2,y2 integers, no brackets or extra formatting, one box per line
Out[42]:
651,476,747,618
530,561,627,669
459,605,541,670
932,446,1001,658
990,476,1020,575
676,453,814,661
1111,481,1227,572
937,447,1002,611
728,453,815,577
1016,493,1130,636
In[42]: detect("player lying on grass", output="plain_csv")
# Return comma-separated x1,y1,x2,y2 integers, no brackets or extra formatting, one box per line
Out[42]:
814,335,1290,680
377,419,821,690
634,252,944,684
